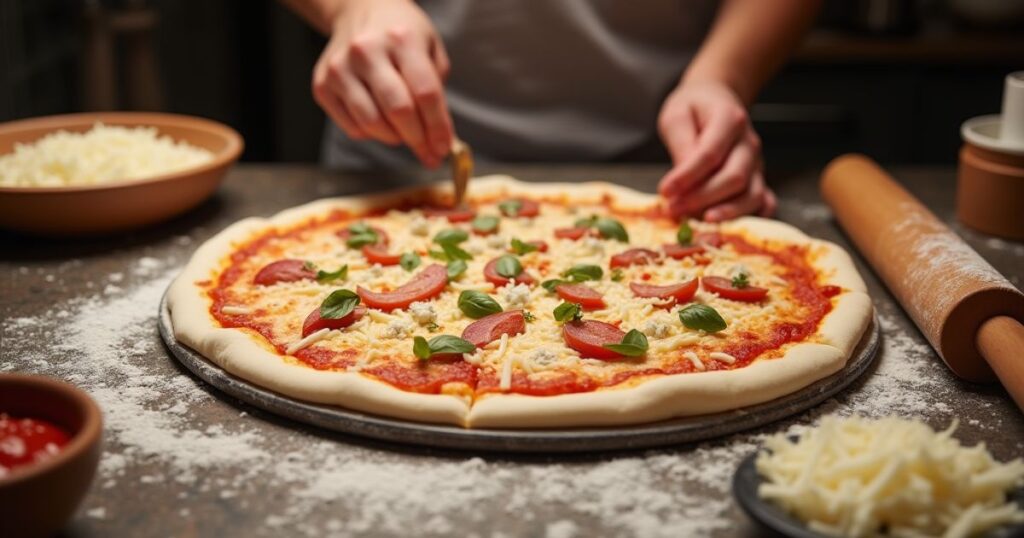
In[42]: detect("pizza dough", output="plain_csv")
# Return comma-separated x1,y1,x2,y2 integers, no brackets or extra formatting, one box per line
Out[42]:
168,176,873,428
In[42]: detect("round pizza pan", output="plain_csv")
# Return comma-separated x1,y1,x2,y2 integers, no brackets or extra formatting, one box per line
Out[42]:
158,290,881,453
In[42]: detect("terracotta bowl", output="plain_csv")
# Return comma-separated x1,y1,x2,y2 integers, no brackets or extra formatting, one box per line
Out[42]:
0,112,243,236
0,374,103,538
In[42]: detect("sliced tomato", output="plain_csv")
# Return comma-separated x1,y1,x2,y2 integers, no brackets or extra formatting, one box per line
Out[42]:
555,283,606,310
361,244,402,266
337,225,389,246
629,279,698,302
483,257,536,287
461,311,526,348
423,206,476,222
694,231,722,247
499,198,540,218
662,244,706,260
562,320,627,360
609,248,660,268
301,306,366,338
253,259,316,285
702,276,768,302
357,264,448,311
554,227,589,240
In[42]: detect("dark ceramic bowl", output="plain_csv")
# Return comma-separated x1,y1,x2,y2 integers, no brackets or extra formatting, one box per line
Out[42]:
0,374,103,538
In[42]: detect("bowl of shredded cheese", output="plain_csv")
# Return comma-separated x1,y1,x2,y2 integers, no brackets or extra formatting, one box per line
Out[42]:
0,112,242,235
734,415,1024,538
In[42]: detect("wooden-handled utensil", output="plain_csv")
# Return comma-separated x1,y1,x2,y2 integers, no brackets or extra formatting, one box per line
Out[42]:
450,137,473,208
821,154,1024,412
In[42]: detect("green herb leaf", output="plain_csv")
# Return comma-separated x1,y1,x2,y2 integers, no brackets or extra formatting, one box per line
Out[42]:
498,200,523,217
458,290,503,319
471,215,500,234
509,238,539,255
610,268,624,282
303,260,317,272
428,249,449,261
412,336,432,359
316,265,348,282
603,329,649,357
433,228,469,246
346,232,379,248
574,215,598,228
348,222,372,235
441,241,473,261
678,304,727,333
677,221,693,245
553,301,583,323
541,279,564,293
561,264,603,283
399,252,421,272
523,311,536,323
446,259,468,280
732,272,750,289
319,289,360,320
425,322,440,332
495,255,523,278
595,218,628,242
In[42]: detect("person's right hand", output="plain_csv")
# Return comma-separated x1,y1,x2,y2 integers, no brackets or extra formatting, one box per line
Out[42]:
312,0,453,167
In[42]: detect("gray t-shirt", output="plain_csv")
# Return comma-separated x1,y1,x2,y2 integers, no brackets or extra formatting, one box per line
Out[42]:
323,0,719,169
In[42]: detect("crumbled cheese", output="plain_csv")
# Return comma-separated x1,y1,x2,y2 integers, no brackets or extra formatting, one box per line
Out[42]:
530,349,558,368
486,234,506,249
502,283,531,310
367,264,383,277
382,319,413,339
642,319,671,339
407,302,436,325
409,216,430,236
577,237,604,256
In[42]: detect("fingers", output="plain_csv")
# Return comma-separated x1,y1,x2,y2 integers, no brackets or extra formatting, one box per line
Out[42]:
312,66,367,140
667,134,758,219
703,171,767,222
659,104,747,198
658,105,697,168
759,188,777,217
393,32,453,161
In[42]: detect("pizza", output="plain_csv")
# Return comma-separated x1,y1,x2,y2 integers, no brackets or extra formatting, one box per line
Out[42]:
168,176,873,428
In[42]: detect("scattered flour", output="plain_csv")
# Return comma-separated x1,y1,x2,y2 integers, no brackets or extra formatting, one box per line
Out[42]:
0,254,1013,537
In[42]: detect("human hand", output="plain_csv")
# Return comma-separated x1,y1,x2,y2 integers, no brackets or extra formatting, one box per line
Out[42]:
657,80,776,222
311,0,452,167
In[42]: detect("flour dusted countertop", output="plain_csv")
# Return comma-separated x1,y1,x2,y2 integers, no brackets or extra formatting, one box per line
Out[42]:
2,164,1022,538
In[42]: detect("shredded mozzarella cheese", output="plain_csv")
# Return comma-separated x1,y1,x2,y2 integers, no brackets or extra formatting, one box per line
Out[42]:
286,328,330,355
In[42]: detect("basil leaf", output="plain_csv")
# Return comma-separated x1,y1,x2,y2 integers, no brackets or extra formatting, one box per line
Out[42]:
603,329,649,357
425,322,440,332
678,304,727,333
346,232,379,248
541,279,564,293
316,265,348,282
446,259,467,280
561,264,603,283
494,255,522,278
433,228,468,245
399,252,421,272
610,268,624,282
303,260,317,272
427,334,477,356
413,336,432,360
429,249,449,261
732,273,750,289
471,215,500,234
523,311,536,323
677,221,693,245
319,289,360,320
348,222,372,235
458,290,503,319
509,238,538,255
441,241,473,261
498,200,522,217
553,301,583,323
574,215,598,228
595,218,628,242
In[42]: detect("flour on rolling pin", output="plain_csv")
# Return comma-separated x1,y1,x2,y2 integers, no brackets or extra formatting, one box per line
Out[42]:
821,154,1024,383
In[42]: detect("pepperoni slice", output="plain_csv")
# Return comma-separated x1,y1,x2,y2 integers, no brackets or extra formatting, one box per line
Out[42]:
562,320,627,360
483,257,536,287
361,244,402,266
461,311,527,348
609,248,660,268
662,244,706,260
253,259,316,285
423,206,477,223
301,306,366,337
702,276,769,302
555,283,606,309
629,279,698,303
500,198,540,218
554,227,589,240
337,225,389,246
357,264,448,311
694,232,722,247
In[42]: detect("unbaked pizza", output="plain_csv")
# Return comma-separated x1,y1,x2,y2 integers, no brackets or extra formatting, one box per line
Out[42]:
168,177,873,428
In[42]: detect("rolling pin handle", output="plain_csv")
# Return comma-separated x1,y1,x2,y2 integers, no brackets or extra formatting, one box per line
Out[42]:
976,316,1024,412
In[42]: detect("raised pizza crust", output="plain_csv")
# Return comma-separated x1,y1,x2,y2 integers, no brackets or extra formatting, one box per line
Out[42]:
168,175,873,428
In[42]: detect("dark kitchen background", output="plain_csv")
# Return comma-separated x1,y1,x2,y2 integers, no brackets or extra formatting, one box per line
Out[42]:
2,0,1022,169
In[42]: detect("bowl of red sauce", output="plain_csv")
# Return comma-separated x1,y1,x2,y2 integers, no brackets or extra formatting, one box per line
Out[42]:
0,373,102,538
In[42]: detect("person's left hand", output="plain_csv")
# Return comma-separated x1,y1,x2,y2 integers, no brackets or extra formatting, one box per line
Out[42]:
657,79,776,222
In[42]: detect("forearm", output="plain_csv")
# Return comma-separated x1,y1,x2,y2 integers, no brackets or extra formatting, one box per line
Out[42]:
278,0,347,35
684,0,820,104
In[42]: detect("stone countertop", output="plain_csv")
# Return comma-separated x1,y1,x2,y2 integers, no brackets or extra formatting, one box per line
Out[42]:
2,164,1022,538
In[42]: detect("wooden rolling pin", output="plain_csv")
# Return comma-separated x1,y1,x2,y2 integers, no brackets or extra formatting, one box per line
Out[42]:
821,154,1024,412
